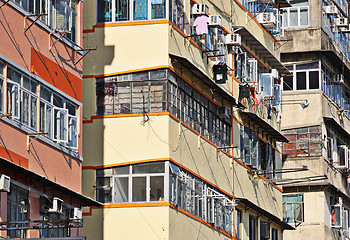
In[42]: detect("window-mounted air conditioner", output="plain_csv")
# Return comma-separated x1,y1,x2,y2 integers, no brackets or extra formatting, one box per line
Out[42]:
48,197,63,214
0,175,10,192
70,207,82,221
336,145,348,170
225,34,241,46
335,74,344,83
217,106,230,118
271,69,279,80
260,0,275,3
335,18,349,27
324,5,338,15
340,25,350,32
192,4,209,16
208,15,222,27
256,12,276,28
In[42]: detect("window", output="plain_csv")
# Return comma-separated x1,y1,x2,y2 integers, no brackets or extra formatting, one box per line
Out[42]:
235,209,242,239
7,185,29,238
283,194,304,223
0,61,79,150
96,69,232,148
282,61,320,91
12,0,76,41
260,221,270,240
96,161,233,234
96,162,165,203
272,228,278,240
249,215,258,240
282,0,309,29
282,126,322,158
98,0,166,23
331,196,342,228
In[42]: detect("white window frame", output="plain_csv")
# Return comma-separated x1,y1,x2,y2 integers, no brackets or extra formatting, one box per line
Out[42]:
7,82,20,120
282,6,309,29
67,114,78,150
53,107,68,143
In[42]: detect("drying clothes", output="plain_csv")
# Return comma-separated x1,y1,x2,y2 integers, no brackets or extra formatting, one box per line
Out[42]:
193,16,209,35
238,84,251,108
267,105,272,119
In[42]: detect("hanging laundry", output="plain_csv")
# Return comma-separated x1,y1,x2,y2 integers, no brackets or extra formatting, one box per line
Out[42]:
193,15,209,35
267,105,272,119
238,83,251,108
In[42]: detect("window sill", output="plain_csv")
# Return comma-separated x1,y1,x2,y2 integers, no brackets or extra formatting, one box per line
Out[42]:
0,116,82,161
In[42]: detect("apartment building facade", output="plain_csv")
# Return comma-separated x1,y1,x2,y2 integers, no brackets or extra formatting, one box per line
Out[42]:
0,0,100,238
82,0,293,239
280,0,350,239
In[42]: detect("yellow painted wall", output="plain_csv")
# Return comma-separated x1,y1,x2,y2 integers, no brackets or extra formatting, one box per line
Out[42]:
169,208,231,240
234,161,283,219
84,24,169,77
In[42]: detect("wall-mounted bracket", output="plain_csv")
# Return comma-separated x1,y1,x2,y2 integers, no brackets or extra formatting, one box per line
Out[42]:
217,146,237,160
0,114,11,118
50,30,71,50
27,132,48,151
74,48,96,65
24,13,47,34
202,49,219,59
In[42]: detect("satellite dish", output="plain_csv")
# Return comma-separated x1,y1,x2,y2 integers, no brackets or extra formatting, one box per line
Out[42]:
300,100,309,110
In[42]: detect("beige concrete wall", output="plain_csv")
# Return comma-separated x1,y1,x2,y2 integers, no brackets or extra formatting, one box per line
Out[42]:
169,208,231,240
84,24,169,77
281,90,323,130
83,115,170,167
168,115,233,194
234,161,283,219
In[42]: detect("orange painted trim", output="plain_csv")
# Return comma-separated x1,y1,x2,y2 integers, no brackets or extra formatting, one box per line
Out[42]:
83,20,169,33
83,65,170,79
83,112,169,123
0,145,29,169
232,115,243,125
97,202,171,208
82,157,170,170
222,26,231,34
233,0,281,47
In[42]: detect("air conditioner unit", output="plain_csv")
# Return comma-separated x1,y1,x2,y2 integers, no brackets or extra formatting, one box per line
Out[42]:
340,25,350,32
0,175,10,192
208,15,222,27
336,145,348,170
192,4,209,15
335,74,344,83
48,197,63,213
324,5,338,15
256,12,276,28
225,34,241,46
271,69,279,80
335,18,349,27
217,106,230,118
70,207,82,221
260,0,275,3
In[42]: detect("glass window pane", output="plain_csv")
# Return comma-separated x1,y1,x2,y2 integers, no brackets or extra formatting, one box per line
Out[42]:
150,176,164,201
114,177,129,202
132,162,165,174
0,61,4,76
23,92,30,126
296,72,306,90
56,0,69,30
152,0,165,19
300,7,308,26
134,0,148,20
31,97,37,129
290,9,298,26
132,177,146,201
283,76,293,91
116,0,129,21
309,71,319,89
98,0,112,22
7,68,21,84
114,165,129,175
